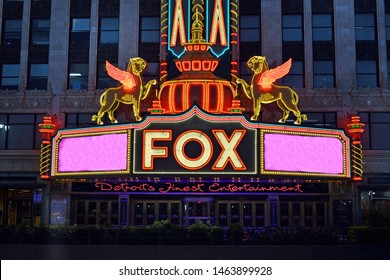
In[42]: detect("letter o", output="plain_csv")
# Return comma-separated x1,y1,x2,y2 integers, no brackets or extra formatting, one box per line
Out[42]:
173,131,213,169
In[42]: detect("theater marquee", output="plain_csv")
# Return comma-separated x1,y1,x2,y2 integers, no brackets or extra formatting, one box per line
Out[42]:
51,106,351,179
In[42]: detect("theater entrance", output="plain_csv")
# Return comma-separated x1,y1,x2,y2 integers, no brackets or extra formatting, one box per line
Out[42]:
183,197,215,226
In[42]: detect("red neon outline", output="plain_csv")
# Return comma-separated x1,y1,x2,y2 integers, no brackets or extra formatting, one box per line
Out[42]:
192,60,201,71
142,130,172,170
212,129,247,171
211,61,218,71
172,82,185,112
186,82,205,110
194,45,200,51
206,82,221,113
175,61,183,72
170,0,187,47
202,61,211,71
209,0,227,46
187,46,193,51
173,130,213,170
182,61,191,71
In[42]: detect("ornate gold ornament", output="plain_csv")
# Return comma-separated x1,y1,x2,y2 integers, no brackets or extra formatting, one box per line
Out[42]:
92,57,157,125
236,56,307,125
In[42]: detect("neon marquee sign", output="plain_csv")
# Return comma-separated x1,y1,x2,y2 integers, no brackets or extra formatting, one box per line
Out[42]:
51,107,351,179
168,0,230,58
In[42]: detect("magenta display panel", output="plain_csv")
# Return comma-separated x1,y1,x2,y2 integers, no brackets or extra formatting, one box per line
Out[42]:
263,133,345,175
56,133,128,173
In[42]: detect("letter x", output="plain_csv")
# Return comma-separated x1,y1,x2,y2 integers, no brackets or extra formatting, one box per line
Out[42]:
212,130,246,170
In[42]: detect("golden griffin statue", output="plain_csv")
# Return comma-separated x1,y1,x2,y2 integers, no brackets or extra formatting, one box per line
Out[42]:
92,57,157,125
236,56,307,125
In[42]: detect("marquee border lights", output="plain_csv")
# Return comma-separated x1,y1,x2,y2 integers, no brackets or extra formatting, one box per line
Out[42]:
51,130,131,177
260,129,350,178
47,106,351,180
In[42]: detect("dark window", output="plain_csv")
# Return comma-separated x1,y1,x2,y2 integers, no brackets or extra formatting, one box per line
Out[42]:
97,62,118,89
386,14,390,40
0,114,44,150
355,13,376,41
1,64,20,90
356,60,377,87
240,61,252,83
99,17,119,44
313,60,334,87
282,15,302,42
68,63,88,89
143,61,159,83
65,113,101,128
283,60,304,88
70,18,90,44
3,19,22,45
360,112,390,150
388,60,390,86
28,64,48,90
303,112,337,128
140,17,160,43
312,14,333,41
31,19,50,45
240,15,260,42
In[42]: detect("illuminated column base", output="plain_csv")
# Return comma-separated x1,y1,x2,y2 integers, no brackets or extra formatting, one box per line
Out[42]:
228,100,244,114
148,100,165,114
346,115,365,182
39,116,57,179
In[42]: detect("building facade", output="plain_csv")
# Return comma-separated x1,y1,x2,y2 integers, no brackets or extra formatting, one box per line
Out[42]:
0,0,389,227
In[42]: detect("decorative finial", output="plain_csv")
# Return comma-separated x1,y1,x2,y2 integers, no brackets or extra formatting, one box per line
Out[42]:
189,0,206,43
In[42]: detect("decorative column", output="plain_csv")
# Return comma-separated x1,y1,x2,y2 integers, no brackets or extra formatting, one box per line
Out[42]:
39,116,57,179
230,0,239,88
160,0,169,85
346,115,365,181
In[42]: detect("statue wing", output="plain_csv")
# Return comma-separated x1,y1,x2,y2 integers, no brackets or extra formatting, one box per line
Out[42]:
258,58,292,89
105,60,136,90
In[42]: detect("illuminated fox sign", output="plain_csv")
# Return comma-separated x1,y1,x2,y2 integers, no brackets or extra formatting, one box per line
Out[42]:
132,112,257,175
142,129,247,171
168,0,230,58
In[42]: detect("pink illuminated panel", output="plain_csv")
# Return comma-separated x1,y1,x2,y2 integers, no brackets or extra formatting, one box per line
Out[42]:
264,133,344,175
57,133,128,173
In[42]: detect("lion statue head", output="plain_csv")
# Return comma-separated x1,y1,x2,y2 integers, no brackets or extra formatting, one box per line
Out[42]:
127,57,148,75
246,56,269,74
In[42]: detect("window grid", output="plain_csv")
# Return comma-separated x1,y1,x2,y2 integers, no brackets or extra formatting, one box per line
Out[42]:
0,114,45,150
312,14,333,41
282,15,303,42
359,112,390,150
65,113,107,128
70,18,90,45
31,19,50,45
68,63,89,90
1,64,20,90
28,64,48,90
356,60,378,88
355,13,376,41
99,17,119,44
97,62,118,89
283,60,304,88
140,17,160,43
240,15,261,42
3,19,22,45
313,60,335,88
